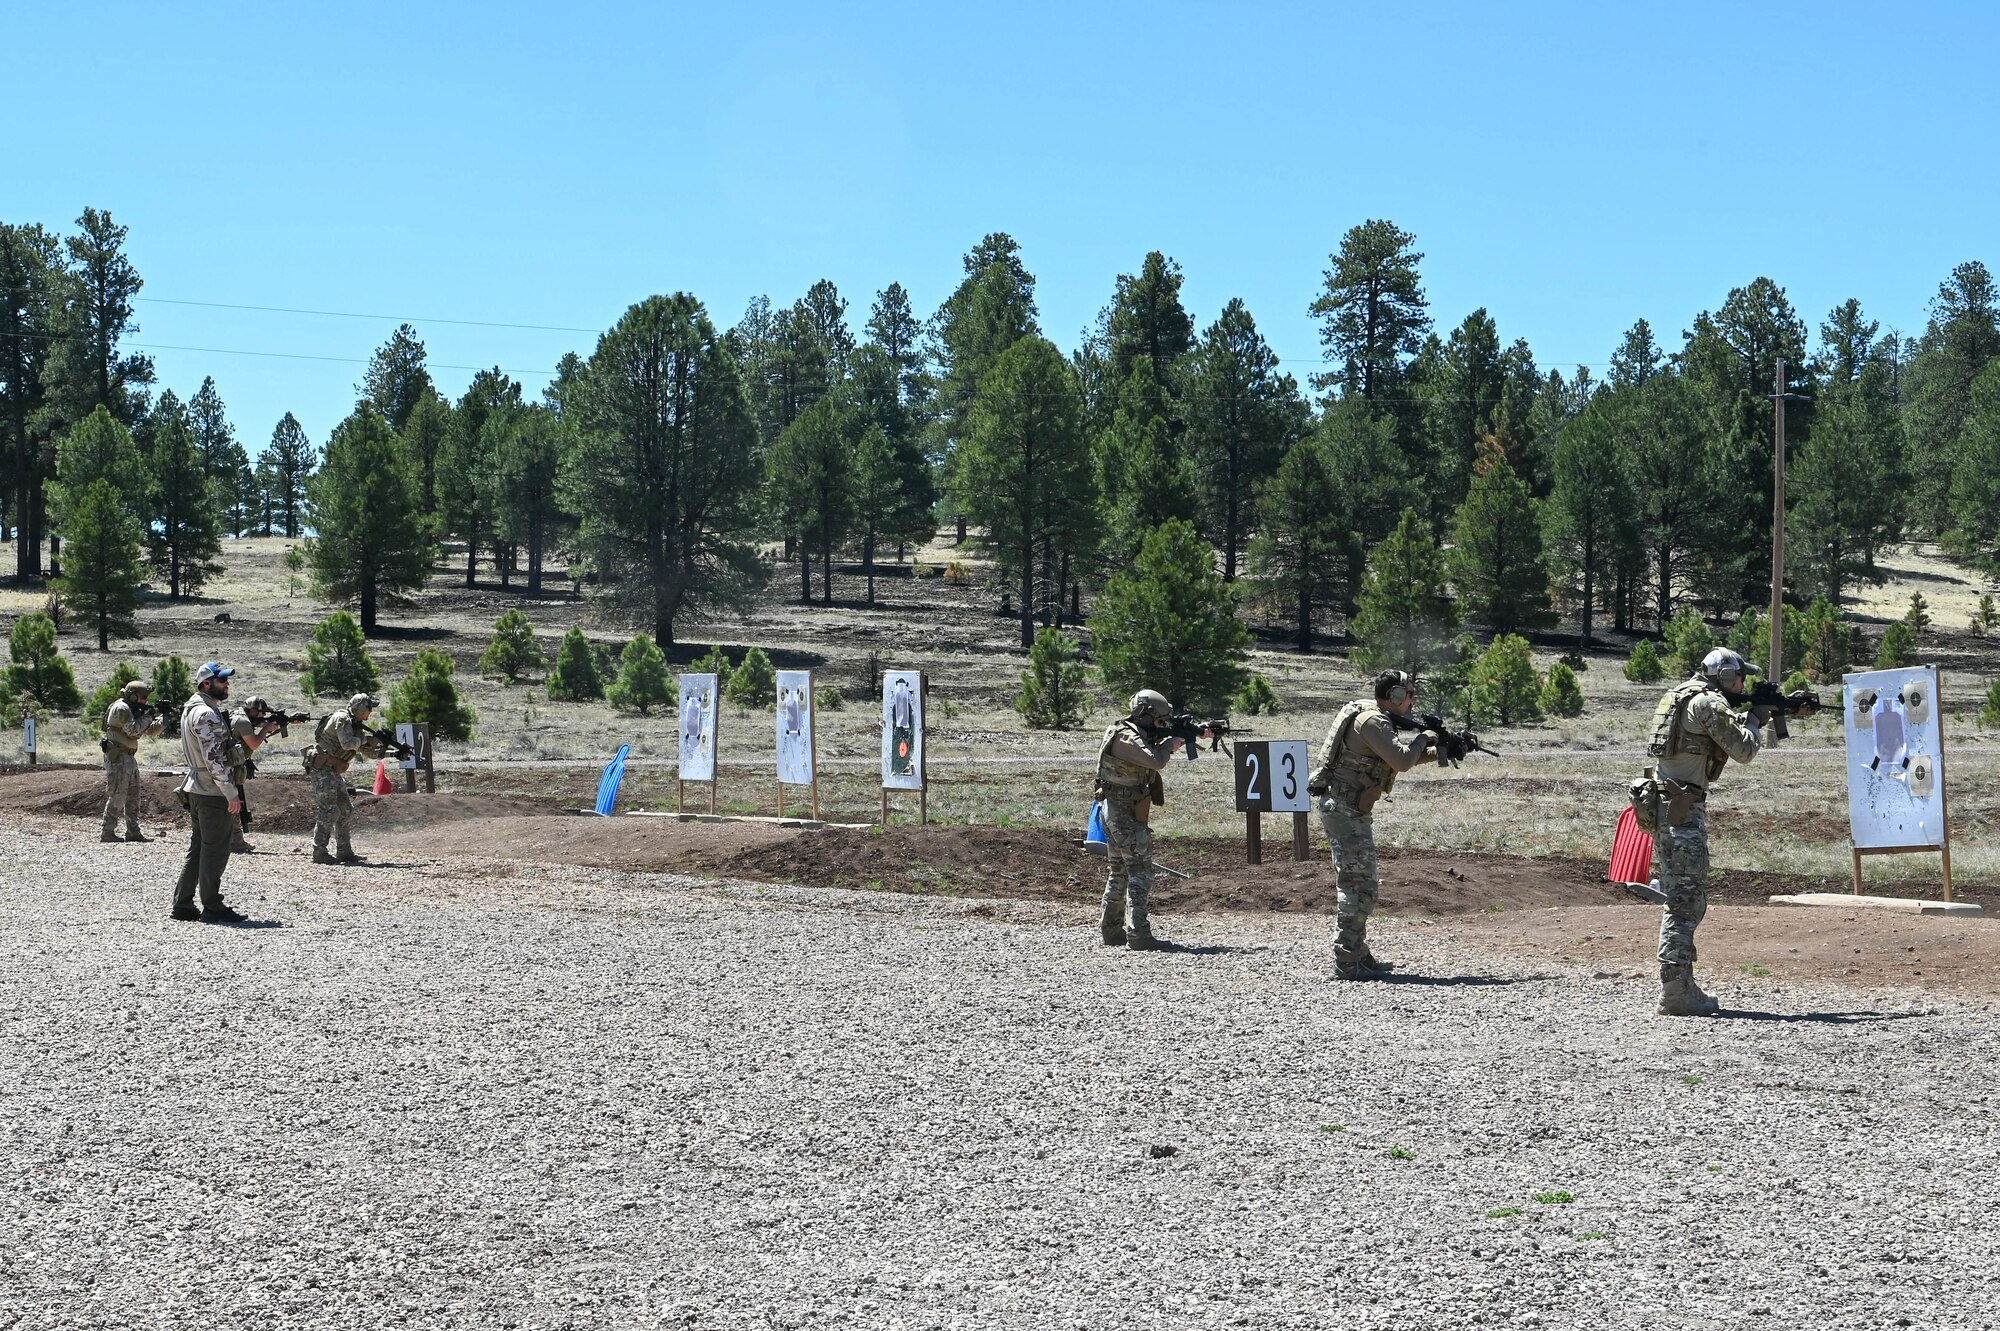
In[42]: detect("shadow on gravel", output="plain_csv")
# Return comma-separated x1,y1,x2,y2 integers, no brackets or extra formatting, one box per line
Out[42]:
1715,1007,1926,1025
1153,942,1267,957
1377,973,1549,987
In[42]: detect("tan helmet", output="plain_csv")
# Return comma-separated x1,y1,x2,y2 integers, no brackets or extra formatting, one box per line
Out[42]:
349,693,377,714
122,680,151,699
243,695,270,715
1128,689,1172,724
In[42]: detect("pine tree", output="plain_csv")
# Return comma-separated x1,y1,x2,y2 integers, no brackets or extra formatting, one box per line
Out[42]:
607,634,673,714
493,400,573,595
85,661,144,731
1184,298,1304,580
1245,434,1345,652
1662,607,1717,677
1467,634,1543,727
1544,398,1636,645
1095,358,1200,565
1904,592,1932,637
724,645,776,708
930,234,1040,541
1981,679,2000,730
1904,263,2000,537
264,412,314,538
303,404,434,631
5,613,81,711
387,647,476,742
186,376,235,479
299,610,381,698
1309,219,1430,404
399,390,453,519
1540,660,1585,718
560,294,763,646
766,396,857,604
546,627,604,702
1016,627,1090,729
48,405,146,524
362,324,434,433
1623,639,1665,683
53,480,143,648
1351,509,1458,673
1448,456,1551,634
1087,519,1248,713
145,390,224,598
478,609,545,683
1875,620,1918,670
1,222,63,581
441,369,519,588
1943,360,2000,569
149,655,192,731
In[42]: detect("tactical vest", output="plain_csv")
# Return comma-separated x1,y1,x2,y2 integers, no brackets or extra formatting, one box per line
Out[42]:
1647,678,1729,782
305,711,347,773
1094,719,1163,804
1310,700,1398,811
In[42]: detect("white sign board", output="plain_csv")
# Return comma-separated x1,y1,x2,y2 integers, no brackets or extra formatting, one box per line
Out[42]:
1844,665,1945,849
776,670,815,786
395,722,418,770
677,673,719,782
881,670,924,791
22,717,35,755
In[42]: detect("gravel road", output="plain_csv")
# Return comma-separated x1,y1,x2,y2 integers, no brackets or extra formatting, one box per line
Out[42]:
4,815,1996,1330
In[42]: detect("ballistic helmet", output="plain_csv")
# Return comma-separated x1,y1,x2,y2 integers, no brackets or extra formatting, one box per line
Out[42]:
1128,689,1172,723
243,695,270,715
121,680,151,699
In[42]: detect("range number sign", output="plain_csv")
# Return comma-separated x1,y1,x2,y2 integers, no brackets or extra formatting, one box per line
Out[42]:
1233,740,1312,814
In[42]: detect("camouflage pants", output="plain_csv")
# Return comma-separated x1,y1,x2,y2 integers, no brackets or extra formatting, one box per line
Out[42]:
1318,795,1379,952
1653,804,1709,965
1100,793,1154,929
102,752,141,835
311,767,354,855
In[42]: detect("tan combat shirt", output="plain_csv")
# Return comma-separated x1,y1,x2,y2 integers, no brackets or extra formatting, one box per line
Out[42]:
103,698,160,756
178,694,239,801
1096,718,1173,823
1316,703,1437,814
315,709,383,775
1656,686,1760,791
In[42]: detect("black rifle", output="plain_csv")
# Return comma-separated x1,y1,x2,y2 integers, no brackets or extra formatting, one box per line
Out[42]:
1745,680,1822,740
249,705,313,739
364,723,417,761
1141,714,1231,761
1391,711,1501,768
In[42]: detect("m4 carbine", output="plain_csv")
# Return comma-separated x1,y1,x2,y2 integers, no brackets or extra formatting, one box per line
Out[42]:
1390,711,1500,768
1746,680,1822,740
364,723,418,761
1148,714,1231,760
250,706,313,738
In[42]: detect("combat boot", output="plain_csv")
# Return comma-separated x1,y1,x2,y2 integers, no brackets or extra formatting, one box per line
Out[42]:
335,851,367,865
1333,947,1384,981
1357,944,1397,975
125,828,150,843
1125,896,1166,951
1098,900,1127,947
312,847,337,865
232,837,256,854
1658,963,1720,1017
99,830,122,843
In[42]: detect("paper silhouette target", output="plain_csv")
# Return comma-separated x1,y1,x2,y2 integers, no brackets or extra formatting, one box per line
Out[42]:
881,670,924,790
776,670,815,786
677,673,719,782
1843,665,1945,849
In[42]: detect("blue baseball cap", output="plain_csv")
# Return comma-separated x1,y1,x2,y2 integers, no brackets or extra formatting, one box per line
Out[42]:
193,661,236,684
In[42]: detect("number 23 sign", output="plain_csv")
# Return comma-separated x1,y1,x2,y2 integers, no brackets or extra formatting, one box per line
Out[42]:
1234,740,1312,814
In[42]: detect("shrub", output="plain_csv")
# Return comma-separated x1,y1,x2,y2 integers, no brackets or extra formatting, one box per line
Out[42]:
942,560,972,585
689,643,734,690
1978,594,1998,634
1781,670,1815,696
299,611,380,698
478,609,545,683
1468,634,1544,727
1016,627,1091,729
815,685,845,711
149,656,193,735
85,662,145,732
1725,608,1764,663
1794,598,1861,682
1662,607,1716,677
1981,679,2000,729
1623,639,1665,684
546,627,604,702
607,634,673,714
386,646,476,742
724,645,777,708
5,613,81,713
1556,651,1588,673
1904,592,1931,637
1874,619,1918,670
1540,660,1585,718
1235,674,1281,716
591,639,623,684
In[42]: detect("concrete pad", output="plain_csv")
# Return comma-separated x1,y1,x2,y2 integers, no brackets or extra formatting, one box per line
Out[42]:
1769,892,1985,918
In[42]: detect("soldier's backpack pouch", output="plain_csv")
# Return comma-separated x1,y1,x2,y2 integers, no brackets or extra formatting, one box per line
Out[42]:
1628,770,1663,835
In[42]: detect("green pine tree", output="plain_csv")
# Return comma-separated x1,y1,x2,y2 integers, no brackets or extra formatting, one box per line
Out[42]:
1981,679,2000,729
1234,674,1281,716
1016,627,1091,729
85,661,144,732
1540,660,1585,718
1662,607,1717,677
1245,434,1346,652
1468,634,1543,727
1087,518,1249,712
1904,592,1932,637
607,634,673,714
303,404,435,631
724,645,777,708
145,390,225,598
478,609,545,683
1350,508,1457,673
299,611,381,698
689,644,734,691
4,613,81,712
1448,457,1552,634
1623,639,1665,683
53,478,144,649
1874,620,1919,670
387,647,476,742
150,655,192,733
546,627,604,702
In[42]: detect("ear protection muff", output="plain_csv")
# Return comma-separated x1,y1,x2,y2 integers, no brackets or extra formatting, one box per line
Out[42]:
1377,670,1415,706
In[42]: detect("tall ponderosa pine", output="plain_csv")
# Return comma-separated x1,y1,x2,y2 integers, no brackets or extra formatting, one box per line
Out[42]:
264,412,314,538
362,324,435,433
400,389,453,519
187,377,235,478
561,293,764,646
40,208,155,432
1087,519,1249,714
441,368,520,588
303,404,434,630
493,401,573,595
1544,398,1637,645
931,234,1039,541
1,223,63,579
1102,251,1195,396
1791,310,1903,602
1309,219,1429,404
1621,373,1714,627
766,396,857,604
1448,457,1551,634
1904,262,2000,538
146,390,224,598
1245,435,1345,652
1350,508,1457,673
1184,298,1303,581
49,405,146,525
952,336,1093,650
1944,360,2000,570
1412,309,1540,520
1095,358,1199,565
54,480,144,649
849,340,938,580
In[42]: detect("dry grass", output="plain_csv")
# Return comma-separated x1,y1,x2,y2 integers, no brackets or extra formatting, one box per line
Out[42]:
5,535,1997,890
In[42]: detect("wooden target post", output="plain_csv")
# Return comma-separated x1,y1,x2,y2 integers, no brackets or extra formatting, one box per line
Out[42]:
1233,739,1313,865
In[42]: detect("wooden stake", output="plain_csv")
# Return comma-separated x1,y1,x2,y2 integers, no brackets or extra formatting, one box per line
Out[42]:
1938,664,1955,902
1246,812,1262,865
1292,810,1310,862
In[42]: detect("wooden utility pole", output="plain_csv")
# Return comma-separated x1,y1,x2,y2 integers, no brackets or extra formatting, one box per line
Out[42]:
1767,356,1789,723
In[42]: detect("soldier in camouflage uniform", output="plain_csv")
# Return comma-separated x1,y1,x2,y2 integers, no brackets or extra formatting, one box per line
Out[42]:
1642,647,1764,1017
1093,689,1185,950
1308,670,1448,980
225,697,289,854
304,693,384,864
171,662,248,924
100,680,163,842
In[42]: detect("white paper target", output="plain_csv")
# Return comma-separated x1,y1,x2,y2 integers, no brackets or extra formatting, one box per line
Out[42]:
881,670,924,790
1843,665,1944,849
678,673,719,782
776,670,814,786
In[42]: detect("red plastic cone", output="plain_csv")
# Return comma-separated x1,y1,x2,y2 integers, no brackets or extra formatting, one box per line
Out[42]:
373,760,394,795
1608,806,1652,885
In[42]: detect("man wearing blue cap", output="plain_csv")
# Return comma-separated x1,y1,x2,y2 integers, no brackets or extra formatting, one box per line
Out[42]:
171,661,249,923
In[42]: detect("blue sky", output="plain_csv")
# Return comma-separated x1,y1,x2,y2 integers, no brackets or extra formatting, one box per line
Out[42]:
7,1,1994,456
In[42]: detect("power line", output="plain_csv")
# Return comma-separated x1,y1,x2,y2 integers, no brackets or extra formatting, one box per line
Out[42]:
134,296,601,335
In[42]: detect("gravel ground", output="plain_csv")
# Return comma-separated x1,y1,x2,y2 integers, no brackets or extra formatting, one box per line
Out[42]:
4,815,1998,1330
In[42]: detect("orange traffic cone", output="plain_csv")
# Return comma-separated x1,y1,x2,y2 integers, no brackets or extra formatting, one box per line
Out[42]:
373,760,394,795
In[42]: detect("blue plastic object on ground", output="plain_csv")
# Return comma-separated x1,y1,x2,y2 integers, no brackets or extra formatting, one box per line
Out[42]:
1085,800,1107,848
596,744,631,816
